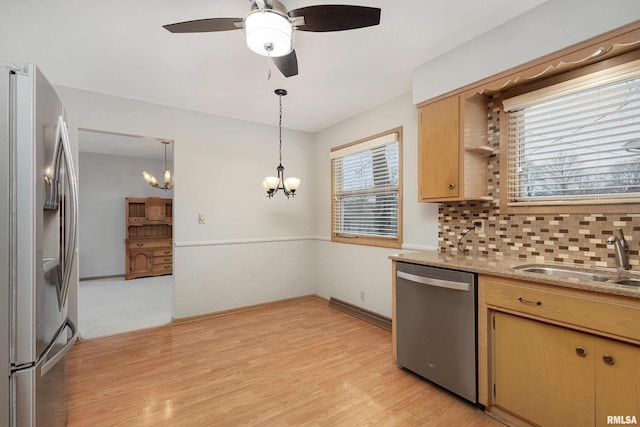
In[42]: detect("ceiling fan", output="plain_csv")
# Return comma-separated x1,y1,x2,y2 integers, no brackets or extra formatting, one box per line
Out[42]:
163,0,381,78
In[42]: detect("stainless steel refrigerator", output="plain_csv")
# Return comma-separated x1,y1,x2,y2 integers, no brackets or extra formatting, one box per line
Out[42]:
1,61,79,426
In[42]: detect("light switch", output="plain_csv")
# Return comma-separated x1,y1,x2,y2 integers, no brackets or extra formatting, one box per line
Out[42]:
198,213,205,224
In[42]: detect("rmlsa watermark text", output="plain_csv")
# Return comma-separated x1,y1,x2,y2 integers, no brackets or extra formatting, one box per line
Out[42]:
608,415,638,425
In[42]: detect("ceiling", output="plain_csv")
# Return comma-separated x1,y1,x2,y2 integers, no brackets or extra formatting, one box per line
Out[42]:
1,0,548,137
78,129,173,160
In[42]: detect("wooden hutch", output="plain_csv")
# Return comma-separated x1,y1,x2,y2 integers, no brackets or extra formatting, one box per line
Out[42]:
125,197,173,280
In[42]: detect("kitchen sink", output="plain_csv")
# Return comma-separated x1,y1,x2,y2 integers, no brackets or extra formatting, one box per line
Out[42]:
514,265,611,282
514,265,640,287
612,278,640,287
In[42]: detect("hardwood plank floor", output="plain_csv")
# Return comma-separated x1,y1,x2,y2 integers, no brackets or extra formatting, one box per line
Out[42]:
67,298,503,426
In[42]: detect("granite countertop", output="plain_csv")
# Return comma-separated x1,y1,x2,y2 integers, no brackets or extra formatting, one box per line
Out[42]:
389,251,640,299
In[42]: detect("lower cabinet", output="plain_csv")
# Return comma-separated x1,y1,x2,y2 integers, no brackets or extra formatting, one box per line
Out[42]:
125,239,172,280
594,337,640,424
128,249,152,277
483,275,640,427
494,312,593,425
494,312,640,426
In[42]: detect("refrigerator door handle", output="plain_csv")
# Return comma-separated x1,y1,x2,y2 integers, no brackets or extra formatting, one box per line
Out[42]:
40,318,77,377
57,115,79,308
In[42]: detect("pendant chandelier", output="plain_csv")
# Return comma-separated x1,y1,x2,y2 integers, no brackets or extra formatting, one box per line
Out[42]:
142,140,173,191
263,89,300,198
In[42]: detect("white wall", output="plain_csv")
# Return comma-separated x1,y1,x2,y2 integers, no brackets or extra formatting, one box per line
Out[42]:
313,92,439,317
56,87,315,319
412,0,640,104
78,151,172,278
58,2,640,323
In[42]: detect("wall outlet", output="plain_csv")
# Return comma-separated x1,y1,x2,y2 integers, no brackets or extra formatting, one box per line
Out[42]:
198,213,206,224
360,291,365,302
473,219,485,234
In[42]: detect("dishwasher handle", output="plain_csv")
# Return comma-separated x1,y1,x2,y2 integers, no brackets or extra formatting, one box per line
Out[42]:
397,270,470,291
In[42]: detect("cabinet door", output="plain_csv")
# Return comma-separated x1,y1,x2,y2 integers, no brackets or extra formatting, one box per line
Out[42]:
596,338,640,426
146,202,164,223
493,311,595,426
129,249,152,274
418,96,459,200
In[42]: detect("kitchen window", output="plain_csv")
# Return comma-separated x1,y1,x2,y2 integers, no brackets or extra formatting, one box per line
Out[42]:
502,57,640,209
330,128,402,248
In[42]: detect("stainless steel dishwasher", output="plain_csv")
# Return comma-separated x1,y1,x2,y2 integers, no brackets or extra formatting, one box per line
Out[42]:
396,262,477,403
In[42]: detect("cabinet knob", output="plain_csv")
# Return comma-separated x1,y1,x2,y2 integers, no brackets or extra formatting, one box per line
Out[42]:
575,346,587,357
448,183,456,190
603,354,615,366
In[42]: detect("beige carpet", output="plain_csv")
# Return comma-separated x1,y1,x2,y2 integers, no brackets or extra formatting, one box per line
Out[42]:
78,275,173,339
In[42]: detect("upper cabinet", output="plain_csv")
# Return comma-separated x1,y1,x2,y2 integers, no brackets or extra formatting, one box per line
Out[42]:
418,94,493,202
126,197,172,226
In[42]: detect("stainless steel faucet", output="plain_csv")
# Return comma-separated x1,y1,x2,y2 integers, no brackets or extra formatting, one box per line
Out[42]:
606,228,630,270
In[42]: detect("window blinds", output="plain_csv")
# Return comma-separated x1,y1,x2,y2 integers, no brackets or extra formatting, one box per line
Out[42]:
504,60,640,206
331,133,399,238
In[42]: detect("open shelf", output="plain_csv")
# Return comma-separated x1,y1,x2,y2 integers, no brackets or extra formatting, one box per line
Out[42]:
465,145,494,155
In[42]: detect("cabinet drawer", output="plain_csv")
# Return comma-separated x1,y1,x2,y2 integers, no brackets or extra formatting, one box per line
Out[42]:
128,217,146,225
484,276,640,342
153,256,172,265
127,240,171,249
152,263,172,273
153,248,172,256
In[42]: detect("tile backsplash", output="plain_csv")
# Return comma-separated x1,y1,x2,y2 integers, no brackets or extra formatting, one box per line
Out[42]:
438,96,640,269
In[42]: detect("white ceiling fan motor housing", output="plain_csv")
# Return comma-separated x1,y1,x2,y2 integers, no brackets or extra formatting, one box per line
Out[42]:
244,9,293,57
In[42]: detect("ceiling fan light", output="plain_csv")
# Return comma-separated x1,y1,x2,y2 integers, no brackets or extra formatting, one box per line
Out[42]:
244,10,292,57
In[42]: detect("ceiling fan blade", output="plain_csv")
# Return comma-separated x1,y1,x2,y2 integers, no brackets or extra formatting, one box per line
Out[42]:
288,5,381,32
163,18,243,33
273,50,298,78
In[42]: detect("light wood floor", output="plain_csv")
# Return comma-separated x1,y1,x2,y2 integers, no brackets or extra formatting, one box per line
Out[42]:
67,298,503,426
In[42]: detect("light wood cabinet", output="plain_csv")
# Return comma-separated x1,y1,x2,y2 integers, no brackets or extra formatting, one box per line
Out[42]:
125,197,172,280
418,95,460,199
418,94,492,202
128,249,153,276
481,275,640,427
596,337,640,423
494,312,596,426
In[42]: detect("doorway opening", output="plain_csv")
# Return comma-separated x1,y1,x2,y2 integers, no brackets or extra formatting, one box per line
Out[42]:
76,129,174,339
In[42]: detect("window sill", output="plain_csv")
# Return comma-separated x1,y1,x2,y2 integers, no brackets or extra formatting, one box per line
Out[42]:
331,234,402,249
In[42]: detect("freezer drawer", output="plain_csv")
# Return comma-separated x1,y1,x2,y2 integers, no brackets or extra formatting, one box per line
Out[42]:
396,262,477,403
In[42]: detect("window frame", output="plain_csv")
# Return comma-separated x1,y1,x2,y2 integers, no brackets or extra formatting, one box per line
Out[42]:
499,50,640,214
330,127,403,248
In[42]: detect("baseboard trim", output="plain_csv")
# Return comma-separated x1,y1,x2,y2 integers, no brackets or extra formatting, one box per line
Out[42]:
172,294,318,324
328,297,392,332
80,274,125,281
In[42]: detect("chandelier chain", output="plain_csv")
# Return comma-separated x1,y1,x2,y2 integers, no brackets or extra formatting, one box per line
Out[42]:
279,92,283,165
